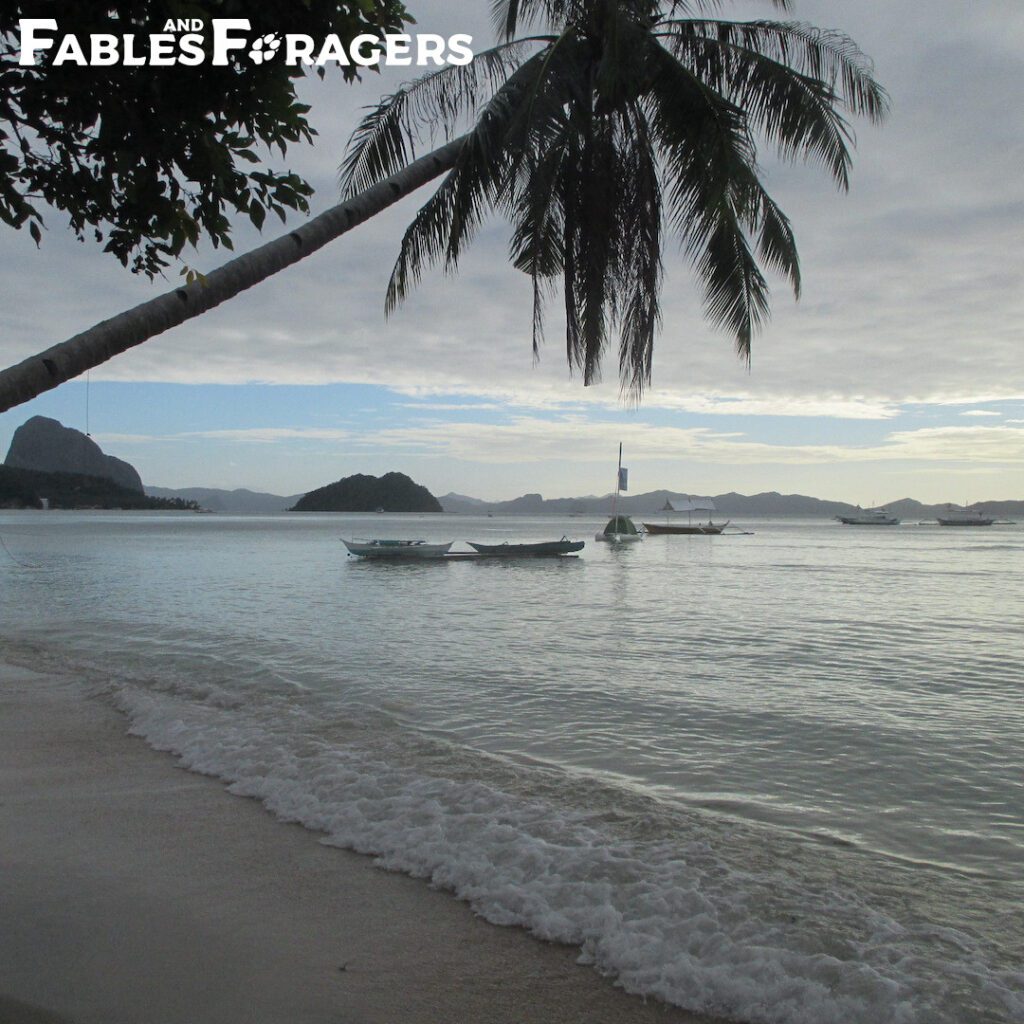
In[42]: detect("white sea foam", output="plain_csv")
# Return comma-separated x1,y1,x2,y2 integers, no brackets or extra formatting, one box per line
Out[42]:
113,682,1024,1024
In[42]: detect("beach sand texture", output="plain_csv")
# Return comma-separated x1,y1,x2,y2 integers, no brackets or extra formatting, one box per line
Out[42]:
0,664,718,1024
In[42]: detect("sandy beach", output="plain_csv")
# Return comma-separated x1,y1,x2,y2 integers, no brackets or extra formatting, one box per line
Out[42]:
0,663,716,1024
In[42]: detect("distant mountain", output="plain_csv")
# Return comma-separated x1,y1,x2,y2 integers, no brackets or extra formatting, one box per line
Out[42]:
439,489,857,517
437,492,488,514
707,491,853,517
145,486,302,513
887,497,1024,519
5,416,143,492
138,483,1024,519
291,472,442,513
438,490,1024,518
0,465,195,511
968,499,1024,517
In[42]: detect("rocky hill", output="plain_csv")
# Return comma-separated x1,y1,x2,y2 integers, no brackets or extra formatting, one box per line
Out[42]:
291,472,442,513
4,416,143,492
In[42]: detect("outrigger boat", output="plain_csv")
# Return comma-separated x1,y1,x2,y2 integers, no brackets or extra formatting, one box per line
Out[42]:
643,520,730,535
341,539,453,559
467,538,584,557
643,498,730,534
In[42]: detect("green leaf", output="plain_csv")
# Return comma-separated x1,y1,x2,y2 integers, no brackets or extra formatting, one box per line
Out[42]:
248,200,266,230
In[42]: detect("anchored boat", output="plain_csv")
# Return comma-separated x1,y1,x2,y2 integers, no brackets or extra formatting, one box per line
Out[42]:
341,539,453,559
936,506,994,527
467,538,584,557
836,507,900,526
643,497,730,534
596,514,644,543
595,444,643,543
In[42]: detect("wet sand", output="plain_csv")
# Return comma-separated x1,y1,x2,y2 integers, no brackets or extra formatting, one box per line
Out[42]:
0,664,718,1024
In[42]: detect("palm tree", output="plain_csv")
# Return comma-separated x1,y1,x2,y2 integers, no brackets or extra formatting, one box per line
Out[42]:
0,0,886,414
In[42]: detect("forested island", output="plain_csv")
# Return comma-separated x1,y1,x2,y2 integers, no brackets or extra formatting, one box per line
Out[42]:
290,472,442,513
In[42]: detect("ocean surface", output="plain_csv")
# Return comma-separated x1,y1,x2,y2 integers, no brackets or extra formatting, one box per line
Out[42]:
1,511,1021,1023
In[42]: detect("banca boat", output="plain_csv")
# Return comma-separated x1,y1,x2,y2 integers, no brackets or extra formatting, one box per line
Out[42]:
341,538,453,558
643,497,730,534
643,520,730,535
467,538,584,557
836,507,900,526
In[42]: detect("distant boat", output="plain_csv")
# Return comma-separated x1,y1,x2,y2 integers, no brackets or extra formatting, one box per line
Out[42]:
644,520,729,535
643,496,730,534
836,507,900,526
595,444,642,543
467,538,584,557
341,538,452,559
936,506,994,527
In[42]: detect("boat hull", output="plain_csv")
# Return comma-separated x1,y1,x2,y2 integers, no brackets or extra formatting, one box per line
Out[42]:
836,517,900,526
467,539,584,557
642,522,729,535
341,539,453,559
936,519,993,527
595,515,642,542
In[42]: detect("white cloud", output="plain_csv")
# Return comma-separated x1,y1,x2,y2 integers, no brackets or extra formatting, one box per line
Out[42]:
94,427,353,445
383,420,1024,468
98,419,1024,470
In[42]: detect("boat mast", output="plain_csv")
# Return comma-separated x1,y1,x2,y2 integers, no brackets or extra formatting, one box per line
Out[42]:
611,442,622,527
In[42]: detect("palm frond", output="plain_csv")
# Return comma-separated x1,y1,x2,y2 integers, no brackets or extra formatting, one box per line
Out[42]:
660,18,889,122
384,50,564,313
340,40,545,197
614,103,662,397
492,0,581,40
645,38,770,359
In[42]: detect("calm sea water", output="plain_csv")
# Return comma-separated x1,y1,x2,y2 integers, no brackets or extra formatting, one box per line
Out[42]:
2,511,1022,1023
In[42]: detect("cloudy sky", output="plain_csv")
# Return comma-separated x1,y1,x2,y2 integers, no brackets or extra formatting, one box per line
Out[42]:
1,0,1022,503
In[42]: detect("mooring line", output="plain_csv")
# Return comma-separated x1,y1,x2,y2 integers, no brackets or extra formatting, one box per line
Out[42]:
0,533,40,568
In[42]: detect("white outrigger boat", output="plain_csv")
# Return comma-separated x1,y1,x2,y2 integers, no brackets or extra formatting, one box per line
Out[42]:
341,538,453,559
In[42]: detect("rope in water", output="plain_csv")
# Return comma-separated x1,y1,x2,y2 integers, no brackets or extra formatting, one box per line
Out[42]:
0,533,40,568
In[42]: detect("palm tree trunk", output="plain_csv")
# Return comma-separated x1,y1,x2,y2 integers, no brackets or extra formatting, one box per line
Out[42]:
0,137,466,414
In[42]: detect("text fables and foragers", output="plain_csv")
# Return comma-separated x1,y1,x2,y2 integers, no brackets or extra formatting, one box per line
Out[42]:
17,18,474,68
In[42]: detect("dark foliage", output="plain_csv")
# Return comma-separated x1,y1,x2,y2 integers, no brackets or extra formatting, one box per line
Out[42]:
291,471,442,512
0,464,199,509
0,0,407,275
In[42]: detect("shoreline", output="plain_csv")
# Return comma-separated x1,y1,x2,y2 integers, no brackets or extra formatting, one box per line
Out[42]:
0,663,719,1024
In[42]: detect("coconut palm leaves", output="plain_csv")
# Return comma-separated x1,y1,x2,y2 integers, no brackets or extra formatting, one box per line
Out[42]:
341,0,887,396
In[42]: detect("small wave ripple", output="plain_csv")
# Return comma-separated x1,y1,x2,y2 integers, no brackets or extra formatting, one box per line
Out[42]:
113,679,1023,1024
